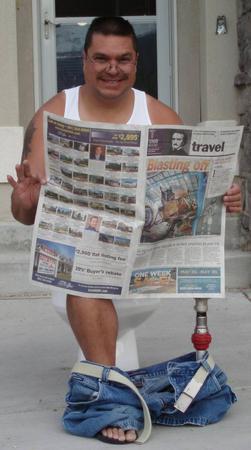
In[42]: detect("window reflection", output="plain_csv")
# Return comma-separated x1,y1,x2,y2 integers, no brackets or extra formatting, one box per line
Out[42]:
55,0,156,17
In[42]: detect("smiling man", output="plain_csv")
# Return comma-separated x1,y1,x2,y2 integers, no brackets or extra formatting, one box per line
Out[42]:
7,16,242,444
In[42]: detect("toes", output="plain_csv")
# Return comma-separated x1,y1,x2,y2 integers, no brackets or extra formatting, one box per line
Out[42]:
106,427,116,440
101,427,137,443
112,427,123,441
101,428,108,437
125,430,137,442
117,428,126,442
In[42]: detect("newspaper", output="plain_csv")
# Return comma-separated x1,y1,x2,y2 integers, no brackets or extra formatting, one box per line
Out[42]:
29,112,243,298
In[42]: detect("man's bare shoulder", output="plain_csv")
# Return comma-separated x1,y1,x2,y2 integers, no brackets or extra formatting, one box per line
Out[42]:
35,91,66,121
146,94,182,125
21,91,66,171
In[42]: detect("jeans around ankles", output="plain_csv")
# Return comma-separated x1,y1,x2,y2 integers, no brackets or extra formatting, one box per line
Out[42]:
63,365,144,437
128,352,237,427
63,352,237,438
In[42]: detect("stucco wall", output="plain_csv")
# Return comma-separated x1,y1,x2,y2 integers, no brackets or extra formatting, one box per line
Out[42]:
199,0,239,121
16,0,35,129
235,0,251,248
0,0,20,222
0,0,19,125
176,0,201,125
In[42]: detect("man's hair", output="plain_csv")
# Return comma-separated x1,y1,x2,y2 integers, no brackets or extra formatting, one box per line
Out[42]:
84,16,138,53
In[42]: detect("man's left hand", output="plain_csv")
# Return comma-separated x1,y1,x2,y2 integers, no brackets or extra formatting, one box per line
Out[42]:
223,183,242,213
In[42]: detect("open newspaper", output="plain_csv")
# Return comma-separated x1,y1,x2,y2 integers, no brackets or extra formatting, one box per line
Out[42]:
29,113,243,298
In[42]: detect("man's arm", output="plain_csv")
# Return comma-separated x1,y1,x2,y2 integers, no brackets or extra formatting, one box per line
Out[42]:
7,92,65,225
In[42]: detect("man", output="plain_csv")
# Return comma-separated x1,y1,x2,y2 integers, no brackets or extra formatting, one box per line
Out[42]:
170,131,187,155
90,144,106,161
7,17,241,443
85,215,100,232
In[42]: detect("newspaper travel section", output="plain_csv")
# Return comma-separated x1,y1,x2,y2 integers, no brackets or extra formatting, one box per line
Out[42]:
128,125,243,298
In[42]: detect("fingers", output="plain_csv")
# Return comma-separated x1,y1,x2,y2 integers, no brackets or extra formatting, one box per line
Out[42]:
22,160,47,184
223,194,241,206
13,160,47,185
23,160,32,178
15,163,25,182
223,183,241,212
224,198,242,213
226,205,242,213
224,183,241,198
6,175,17,188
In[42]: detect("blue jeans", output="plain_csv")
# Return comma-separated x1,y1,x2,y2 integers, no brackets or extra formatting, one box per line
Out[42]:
63,352,236,437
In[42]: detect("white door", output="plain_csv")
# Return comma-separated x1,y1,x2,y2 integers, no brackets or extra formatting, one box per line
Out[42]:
37,0,177,108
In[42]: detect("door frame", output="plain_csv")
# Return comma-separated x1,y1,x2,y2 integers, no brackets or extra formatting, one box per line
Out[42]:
32,0,179,111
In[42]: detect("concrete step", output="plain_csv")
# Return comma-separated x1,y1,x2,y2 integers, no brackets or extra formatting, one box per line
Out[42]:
225,214,242,250
225,249,251,289
0,221,32,252
0,252,50,299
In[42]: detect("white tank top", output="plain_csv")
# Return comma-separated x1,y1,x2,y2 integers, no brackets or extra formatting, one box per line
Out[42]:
64,86,152,125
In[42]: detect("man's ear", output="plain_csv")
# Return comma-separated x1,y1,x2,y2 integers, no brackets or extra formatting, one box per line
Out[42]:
82,50,87,66
134,53,139,72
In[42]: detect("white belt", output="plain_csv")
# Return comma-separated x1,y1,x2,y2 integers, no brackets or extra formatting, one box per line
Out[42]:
174,355,215,413
72,361,152,444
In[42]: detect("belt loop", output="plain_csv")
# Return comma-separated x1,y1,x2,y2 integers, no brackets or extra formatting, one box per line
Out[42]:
201,355,214,373
101,366,111,382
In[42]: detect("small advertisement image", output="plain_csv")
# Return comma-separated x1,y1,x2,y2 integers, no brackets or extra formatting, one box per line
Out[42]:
129,268,176,295
90,144,106,161
85,215,101,233
142,171,207,242
148,128,192,156
32,238,74,284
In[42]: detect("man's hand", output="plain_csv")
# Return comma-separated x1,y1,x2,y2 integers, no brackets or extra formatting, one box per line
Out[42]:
223,183,242,213
7,160,46,224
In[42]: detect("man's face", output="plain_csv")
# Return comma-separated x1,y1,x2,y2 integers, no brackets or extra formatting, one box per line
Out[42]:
83,33,138,100
95,146,103,157
90,217,98,228
171,133,185,150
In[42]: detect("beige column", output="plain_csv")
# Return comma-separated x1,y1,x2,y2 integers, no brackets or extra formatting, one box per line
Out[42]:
0,0,20,222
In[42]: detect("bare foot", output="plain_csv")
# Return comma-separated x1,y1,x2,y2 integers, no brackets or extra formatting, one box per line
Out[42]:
101,427,137,443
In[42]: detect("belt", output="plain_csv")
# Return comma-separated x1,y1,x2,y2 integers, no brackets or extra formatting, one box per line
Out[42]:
174,354,215,413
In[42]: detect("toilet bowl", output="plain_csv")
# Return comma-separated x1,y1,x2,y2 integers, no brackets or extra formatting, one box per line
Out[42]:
51,292,161,370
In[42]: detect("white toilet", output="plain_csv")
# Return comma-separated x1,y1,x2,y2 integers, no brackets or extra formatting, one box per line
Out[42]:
51,292,161,370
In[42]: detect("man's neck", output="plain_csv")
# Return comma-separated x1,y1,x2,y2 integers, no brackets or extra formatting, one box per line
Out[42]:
79,85,134,123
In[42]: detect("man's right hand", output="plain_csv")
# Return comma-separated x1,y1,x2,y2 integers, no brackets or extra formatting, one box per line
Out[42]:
7,160,47,225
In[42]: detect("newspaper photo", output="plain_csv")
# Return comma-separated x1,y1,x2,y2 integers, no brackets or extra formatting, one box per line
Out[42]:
29,113,243,299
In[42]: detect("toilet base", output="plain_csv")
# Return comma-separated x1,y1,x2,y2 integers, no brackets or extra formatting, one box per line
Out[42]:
77,328,139,371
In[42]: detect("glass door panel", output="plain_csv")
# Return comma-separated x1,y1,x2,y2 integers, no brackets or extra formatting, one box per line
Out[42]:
55,0,156,17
